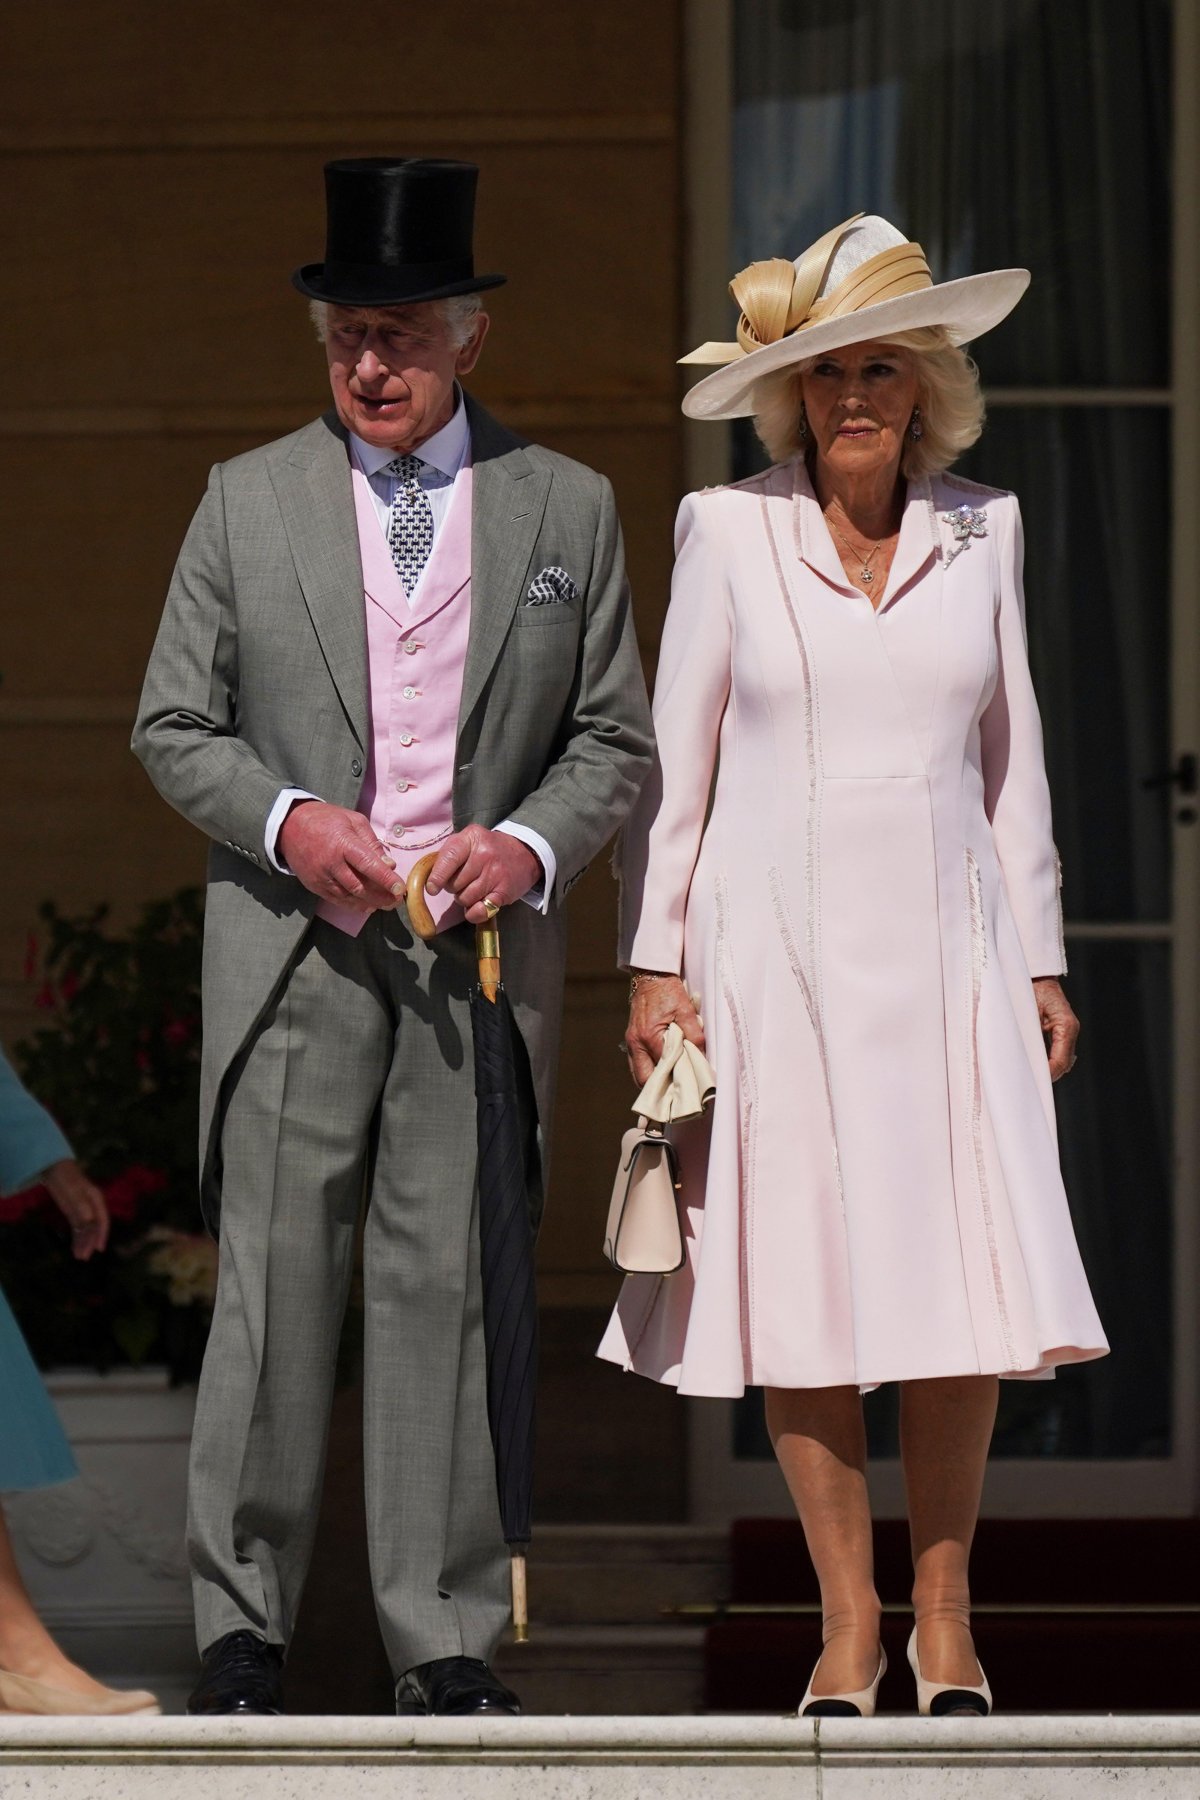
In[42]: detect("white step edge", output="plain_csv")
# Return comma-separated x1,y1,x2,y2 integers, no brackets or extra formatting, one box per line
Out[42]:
2,1714,1199,1757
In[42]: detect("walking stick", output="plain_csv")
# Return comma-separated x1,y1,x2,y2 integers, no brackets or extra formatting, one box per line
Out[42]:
406,853,531,1643
405,852,500,998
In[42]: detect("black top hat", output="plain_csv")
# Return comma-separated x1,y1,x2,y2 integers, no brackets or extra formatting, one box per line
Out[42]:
292,157,506,306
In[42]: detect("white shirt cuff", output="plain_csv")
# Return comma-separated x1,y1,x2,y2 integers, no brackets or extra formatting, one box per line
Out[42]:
495,821,557,915
265,788,322,873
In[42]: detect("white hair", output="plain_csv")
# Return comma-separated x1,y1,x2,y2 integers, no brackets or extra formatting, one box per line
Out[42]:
308,293,484,348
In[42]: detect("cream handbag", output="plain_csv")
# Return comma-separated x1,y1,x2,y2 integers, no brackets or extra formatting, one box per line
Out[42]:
604,1023,716,1276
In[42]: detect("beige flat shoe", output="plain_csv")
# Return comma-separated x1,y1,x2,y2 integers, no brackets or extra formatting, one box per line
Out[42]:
0,1668,161,1716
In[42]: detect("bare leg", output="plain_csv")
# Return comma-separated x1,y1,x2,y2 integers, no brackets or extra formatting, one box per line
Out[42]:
765,1386,881,1694
0,1503,118,1698
899,1375,998,1686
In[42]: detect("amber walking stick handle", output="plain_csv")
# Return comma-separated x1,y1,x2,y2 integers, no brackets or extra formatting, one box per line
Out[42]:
405,853,501,999
404,853,439,940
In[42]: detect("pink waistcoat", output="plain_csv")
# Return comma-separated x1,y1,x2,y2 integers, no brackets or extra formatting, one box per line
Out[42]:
317,457,473,937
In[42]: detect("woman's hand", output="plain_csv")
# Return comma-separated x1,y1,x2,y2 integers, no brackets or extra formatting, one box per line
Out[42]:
41,1159,110,1260
624,973,706,1087
1033,977,1079,1082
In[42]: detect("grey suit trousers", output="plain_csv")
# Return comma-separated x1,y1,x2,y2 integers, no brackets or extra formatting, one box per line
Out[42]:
186,911,509,1676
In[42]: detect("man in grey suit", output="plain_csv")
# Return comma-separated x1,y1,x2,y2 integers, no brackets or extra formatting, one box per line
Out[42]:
133,157,652,1716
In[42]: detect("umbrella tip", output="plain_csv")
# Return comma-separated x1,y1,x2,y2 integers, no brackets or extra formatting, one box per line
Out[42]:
511,1550,529,1641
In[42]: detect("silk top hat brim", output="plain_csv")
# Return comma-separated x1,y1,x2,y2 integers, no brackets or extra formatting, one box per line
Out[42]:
680,213,1029,421
293,264,506,306
292,156,505,307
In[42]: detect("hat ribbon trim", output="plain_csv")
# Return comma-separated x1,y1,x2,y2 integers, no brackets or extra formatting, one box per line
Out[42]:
681,224,934,368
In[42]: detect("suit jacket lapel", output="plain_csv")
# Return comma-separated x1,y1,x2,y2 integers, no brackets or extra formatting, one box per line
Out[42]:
270,413,369,749
459,393,552,728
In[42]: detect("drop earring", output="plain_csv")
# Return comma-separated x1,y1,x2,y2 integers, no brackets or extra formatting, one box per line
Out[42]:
797,407,809,441
909,408,924,441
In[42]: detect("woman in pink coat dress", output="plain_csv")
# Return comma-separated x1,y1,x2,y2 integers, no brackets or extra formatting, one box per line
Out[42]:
600,215,1108,1718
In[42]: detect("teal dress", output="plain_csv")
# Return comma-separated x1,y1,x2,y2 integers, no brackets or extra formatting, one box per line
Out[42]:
0,1048,78,1490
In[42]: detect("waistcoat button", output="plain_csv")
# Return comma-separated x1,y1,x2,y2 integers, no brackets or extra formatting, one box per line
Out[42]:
350,758,362,777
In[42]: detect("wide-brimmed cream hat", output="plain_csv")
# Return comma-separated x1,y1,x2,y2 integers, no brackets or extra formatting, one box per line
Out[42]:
681,213,1029,420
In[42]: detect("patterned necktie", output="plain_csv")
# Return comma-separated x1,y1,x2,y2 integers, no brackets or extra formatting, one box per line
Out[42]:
384,454,435,596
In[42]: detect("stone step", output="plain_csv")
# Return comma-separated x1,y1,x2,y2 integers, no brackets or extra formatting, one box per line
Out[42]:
2,1714,1198,1797
511,1524,729,1625
104,1625,707,1719
493,1625,704,1715
41,1524,727,1718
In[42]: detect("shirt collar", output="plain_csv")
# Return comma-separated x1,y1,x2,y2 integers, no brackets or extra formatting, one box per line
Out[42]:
350,385,470,482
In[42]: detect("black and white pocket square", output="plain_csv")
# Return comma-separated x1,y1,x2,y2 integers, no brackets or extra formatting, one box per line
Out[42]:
525,565,579,606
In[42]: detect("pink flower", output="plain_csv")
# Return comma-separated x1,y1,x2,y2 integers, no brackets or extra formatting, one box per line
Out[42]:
163,1017,193,1047
34,983,55,1011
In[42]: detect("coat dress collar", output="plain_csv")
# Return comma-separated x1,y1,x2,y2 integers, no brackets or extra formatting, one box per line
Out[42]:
789,455,939,613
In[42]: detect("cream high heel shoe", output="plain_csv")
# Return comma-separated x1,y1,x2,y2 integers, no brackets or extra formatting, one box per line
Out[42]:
799,1646,887,1717
0,1668,161,1716
907,1626,992,1717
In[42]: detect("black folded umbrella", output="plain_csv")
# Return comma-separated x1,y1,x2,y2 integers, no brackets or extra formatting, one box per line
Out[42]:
406,859,540,1640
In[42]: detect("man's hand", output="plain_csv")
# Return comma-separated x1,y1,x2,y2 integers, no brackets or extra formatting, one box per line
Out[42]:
624,974,705,1088
278,800,406,913
42,1159,109,1260
424,825,541,924
1034,976,1080,1082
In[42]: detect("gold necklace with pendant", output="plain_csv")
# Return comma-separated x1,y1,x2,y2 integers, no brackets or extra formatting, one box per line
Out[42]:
827,516,885,585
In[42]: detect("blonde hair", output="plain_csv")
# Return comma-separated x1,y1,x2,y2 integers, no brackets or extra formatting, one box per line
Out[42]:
752,327,985,479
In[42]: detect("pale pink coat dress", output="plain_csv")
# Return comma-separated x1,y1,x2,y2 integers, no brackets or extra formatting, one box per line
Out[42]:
598,458,1109,1395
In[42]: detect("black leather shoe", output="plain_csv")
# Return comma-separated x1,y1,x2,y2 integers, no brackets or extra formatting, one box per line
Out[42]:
187,1630,285,1715
395,1655,520,1715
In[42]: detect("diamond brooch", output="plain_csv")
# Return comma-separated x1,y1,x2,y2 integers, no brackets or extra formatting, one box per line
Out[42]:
942,503,988,566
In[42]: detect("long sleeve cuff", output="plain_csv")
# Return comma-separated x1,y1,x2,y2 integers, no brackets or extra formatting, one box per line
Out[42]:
0,1050,75,1195
495,820,557,915
265,788,322,873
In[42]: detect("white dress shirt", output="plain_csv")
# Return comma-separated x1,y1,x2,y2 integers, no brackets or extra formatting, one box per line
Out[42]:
264,389,556,908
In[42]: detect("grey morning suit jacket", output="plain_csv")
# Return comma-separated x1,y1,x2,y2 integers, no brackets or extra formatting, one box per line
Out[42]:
133,395,654,1221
